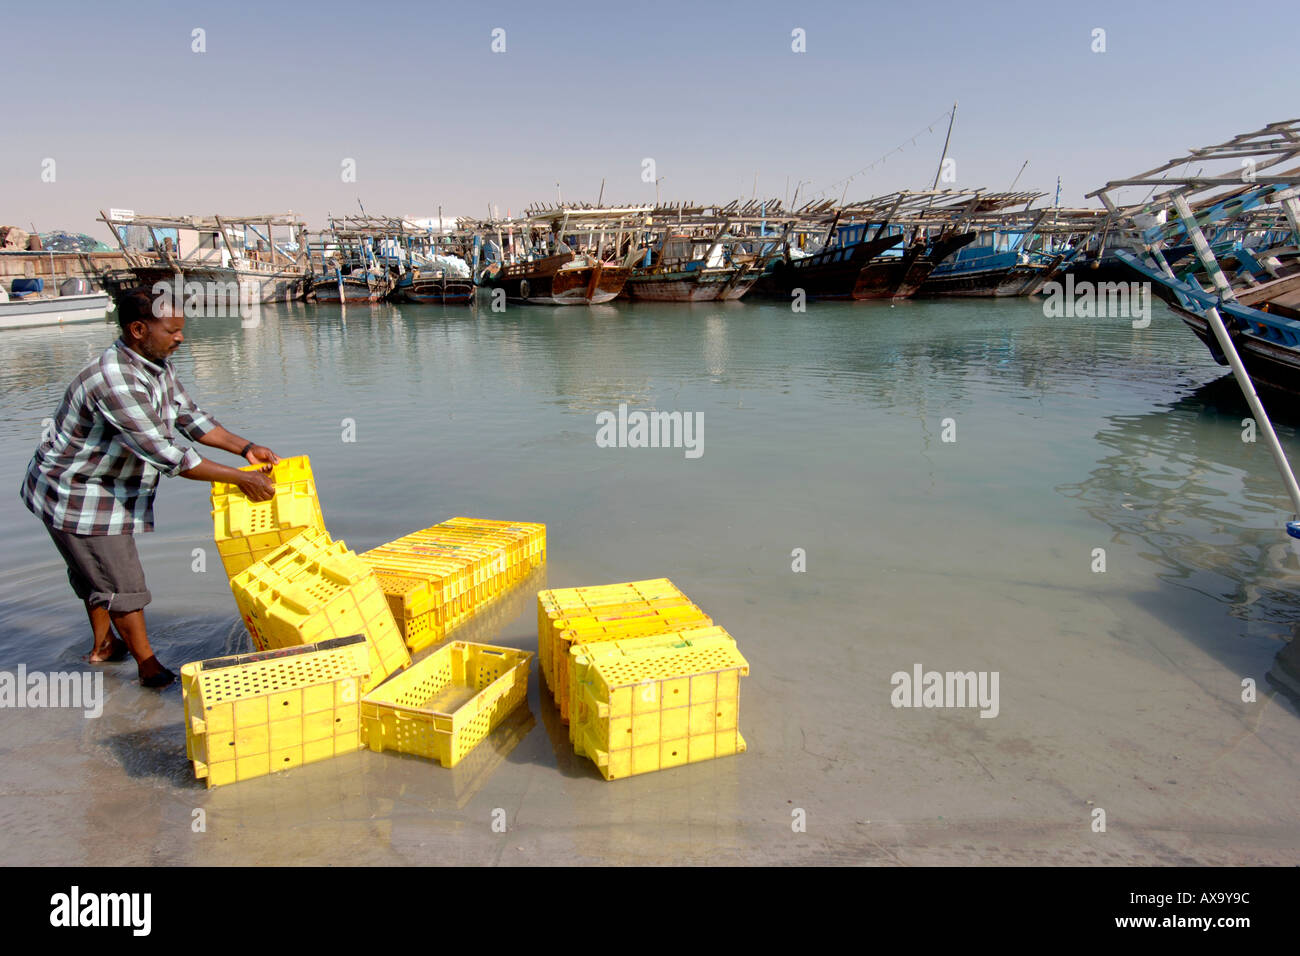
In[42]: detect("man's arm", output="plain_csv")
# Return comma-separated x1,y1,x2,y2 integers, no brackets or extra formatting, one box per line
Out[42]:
173,378,278,466
196,424,280,466
92,367,276,501
180,456,276,500
93,368,206,478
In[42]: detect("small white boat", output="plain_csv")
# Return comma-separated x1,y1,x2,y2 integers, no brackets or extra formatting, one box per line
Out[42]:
0,290,111,330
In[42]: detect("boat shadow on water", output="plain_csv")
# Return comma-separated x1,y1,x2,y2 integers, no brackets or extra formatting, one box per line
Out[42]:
1057,375,1300,710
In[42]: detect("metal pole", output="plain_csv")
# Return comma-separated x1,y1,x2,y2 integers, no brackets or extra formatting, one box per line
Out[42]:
1172,192,1235,301
928,102,957,192
1008,159,1028,192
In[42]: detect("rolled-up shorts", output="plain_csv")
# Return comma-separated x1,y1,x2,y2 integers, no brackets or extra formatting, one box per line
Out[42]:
44,524,152,613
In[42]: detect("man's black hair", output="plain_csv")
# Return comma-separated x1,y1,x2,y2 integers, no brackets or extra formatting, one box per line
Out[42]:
115,288,162,332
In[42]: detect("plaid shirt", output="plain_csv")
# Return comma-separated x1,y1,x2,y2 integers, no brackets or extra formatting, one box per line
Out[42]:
20,338,220,535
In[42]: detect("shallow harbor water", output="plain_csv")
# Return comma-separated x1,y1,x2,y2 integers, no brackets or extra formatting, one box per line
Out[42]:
1,296,1297,865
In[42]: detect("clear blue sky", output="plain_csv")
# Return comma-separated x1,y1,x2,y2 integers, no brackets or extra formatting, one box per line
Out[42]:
4,0,1297,237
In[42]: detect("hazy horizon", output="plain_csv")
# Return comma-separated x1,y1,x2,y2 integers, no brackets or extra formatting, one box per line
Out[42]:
4,0,1297,239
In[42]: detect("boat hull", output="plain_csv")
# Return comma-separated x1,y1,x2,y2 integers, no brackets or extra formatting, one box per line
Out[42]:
312,281,387,303
625,267,757,302
492,253,630,305
0,293,110,330
1174,305,1300,402
122,265,305,304
752,234,905,300
393,276,475,304
849,233,978,300
915,263,1055,298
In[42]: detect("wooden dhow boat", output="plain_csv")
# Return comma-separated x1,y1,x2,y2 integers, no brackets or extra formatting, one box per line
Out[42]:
489,250,630,305
624,205,789,302
98,210,308,305
1090,118,1300,402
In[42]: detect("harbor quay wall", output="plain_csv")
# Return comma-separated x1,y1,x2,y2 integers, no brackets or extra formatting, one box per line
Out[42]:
0,251,131,290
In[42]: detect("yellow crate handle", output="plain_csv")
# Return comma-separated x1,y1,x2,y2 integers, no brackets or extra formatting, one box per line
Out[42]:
582,731,609,767
582,683,608,718
190,715,207,736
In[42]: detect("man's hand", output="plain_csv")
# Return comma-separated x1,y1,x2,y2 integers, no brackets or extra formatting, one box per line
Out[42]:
236,466,276,502
244,445,280,467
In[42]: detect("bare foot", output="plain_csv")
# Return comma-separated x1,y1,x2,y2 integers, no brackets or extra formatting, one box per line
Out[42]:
88,638,130,663
138,655,176,689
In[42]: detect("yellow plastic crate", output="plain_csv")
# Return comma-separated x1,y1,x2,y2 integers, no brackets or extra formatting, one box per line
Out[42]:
536,579,694,691
360,641,532,768
443,517,546,570
181,634,370,789
363,544,498,649
230,527,411,692
211,455,326,580
569,626,748,781
361,518,546,652
418,523,542,591
551,603,714,722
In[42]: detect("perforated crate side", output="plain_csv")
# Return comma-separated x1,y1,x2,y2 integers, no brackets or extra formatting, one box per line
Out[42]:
234,532,410,691
181,635,370,788
210,456,327,580
568,628,748,781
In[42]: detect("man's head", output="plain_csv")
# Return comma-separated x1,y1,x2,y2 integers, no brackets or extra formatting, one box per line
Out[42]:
116,289,185,364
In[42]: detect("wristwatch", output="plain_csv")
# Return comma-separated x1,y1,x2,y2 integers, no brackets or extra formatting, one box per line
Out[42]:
239,441,255,458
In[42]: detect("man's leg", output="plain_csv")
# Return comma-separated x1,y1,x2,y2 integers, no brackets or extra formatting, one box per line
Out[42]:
45,524,170,686
85,602,128,662
107,608,172,685
44,527,126,663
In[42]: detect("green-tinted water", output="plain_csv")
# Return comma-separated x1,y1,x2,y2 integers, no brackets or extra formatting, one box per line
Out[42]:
1,297,1296,864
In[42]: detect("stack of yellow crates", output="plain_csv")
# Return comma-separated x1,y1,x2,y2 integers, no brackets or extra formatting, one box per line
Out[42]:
359,518,546,652
536,578,749,780
536,578,702,701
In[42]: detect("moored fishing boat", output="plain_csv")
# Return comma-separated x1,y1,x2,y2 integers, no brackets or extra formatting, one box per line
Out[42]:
852,228,977,299
625,240,761,302
914,201,1079,297
0,285,111,330
752,216,904,301
752,190,983,301
307,217,396,303
489,251,630,305
393,268,475,304
914,245,1059,297
311,266,392,303
1090,118,1300,402
98,211,308,305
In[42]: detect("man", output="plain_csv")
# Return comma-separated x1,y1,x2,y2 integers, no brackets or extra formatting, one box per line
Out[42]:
20,289,279,688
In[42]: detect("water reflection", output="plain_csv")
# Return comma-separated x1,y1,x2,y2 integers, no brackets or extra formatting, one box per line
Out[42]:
1059,375,1300,701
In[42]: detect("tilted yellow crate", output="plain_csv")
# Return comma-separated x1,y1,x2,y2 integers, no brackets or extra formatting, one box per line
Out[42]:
229,527,410,692
181,635,370,789
361,641,532,768
569,626,748,781
536,579,695,692
211,455,326,581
